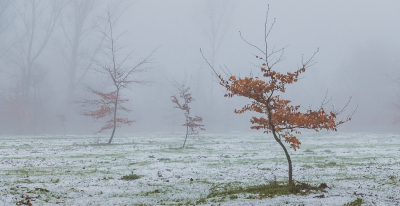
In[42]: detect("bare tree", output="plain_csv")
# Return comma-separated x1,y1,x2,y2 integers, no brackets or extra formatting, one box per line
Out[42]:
0,0,13,59
194,0,235,131
9,0,65,103
171,78,205,148
1,0,65,133
79,10,154,144
0,0,12,28
60,0,104,105
0,0,13,103
195,0,234,69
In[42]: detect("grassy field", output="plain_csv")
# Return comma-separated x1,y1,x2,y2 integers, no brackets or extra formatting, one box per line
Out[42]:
0,132,399,205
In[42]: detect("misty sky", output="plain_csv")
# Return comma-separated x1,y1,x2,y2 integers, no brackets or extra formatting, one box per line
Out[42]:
0,0,399,135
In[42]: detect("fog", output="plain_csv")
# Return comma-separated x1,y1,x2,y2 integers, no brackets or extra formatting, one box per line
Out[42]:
0,0,399,136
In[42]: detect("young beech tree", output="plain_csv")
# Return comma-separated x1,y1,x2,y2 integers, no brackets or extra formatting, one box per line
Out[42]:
171,80,205,148
80,88,134,144
202,10,355,185
79,10,153,144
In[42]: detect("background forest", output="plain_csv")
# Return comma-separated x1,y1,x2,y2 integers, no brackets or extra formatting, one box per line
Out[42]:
0,0,399,136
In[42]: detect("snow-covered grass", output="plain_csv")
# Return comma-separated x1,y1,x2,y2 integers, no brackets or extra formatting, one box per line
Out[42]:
1,132,399,205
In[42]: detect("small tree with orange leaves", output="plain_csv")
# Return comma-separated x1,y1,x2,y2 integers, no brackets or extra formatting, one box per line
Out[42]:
79,88,135,144
171,79,205,148
202,9,355,185
79,11,154,144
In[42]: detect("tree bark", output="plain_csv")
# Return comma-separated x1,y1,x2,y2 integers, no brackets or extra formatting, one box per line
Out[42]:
67,31,80,104
272,131,293,185
108,89,119,144
267,102,293,186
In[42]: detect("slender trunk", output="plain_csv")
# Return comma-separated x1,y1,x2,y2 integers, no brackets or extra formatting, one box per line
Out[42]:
25,63,32,103
183,111,190,148
25,0,36,103
272,131,293,185
267,104,293,186
108,89,119,144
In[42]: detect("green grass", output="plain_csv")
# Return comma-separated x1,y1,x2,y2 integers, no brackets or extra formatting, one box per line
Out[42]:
120,172,142,181
343,197,364,206
157,158,171,161
34,187,50,193
301,164,314,169
4,168,48,176
87,142,136,147
207,181,325,201
68,153,124,158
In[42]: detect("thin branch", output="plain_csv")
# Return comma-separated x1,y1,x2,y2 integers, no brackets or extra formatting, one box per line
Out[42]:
301,48,319,68
239,31,266,56
200,48,232,80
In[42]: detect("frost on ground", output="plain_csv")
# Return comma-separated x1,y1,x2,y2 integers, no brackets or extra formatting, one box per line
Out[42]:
0,132,399,205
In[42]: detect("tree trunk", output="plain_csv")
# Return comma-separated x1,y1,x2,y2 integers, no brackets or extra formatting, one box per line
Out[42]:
108,90,119,144
24,1,36,104
182,123,189,148
108,123,116,144
267,104,293,186
272,131,293,185
67,13,84,105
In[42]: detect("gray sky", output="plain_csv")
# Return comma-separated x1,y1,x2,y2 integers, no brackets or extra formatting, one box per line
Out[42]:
120,0,400,132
